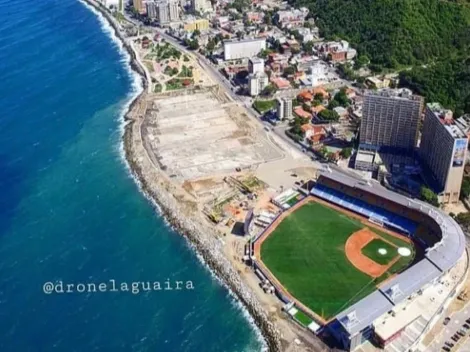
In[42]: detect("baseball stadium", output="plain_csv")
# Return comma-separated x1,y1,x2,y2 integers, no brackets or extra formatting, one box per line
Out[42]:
249,169,466,351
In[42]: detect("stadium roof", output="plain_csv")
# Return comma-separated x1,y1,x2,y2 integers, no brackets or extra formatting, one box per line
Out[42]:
336,291,393,336
316,167,466,336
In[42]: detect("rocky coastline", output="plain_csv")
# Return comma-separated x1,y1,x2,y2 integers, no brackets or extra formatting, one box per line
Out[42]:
81,1,282,350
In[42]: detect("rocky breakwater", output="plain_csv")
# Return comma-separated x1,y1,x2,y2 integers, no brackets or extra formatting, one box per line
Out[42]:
82,1,282,350
123,103,283,351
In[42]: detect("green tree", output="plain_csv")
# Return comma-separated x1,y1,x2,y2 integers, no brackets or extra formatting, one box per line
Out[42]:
333,88,351,107
354,55,369,69
261,84,277,96
420,186,439,207
455,212,470,230
327,99,340,110
317,109,340,121
461,176,470,200
283,66,296,77
340,147,353,158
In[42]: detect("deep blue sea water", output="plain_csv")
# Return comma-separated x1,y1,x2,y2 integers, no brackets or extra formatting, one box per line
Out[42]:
0,0,263,350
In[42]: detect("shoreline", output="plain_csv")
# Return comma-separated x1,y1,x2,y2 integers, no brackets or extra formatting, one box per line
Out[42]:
80,1,282,351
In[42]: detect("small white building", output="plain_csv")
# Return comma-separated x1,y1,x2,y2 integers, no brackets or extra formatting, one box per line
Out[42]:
248,57,265,75
310,61,327,87
277,97,293,120
249,72,269,96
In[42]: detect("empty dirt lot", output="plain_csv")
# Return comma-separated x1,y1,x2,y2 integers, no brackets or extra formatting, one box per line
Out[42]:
142,88,283,181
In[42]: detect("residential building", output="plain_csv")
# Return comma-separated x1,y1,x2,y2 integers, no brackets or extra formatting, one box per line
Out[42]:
366,76,390,89
276,7,309,28
133,0,146,14
296,27,315,42
245,11,265,24
223,38,266,60
183,18,209,31
316,41,356,63
146,1,158,19
191,0,211,13
248,57,264,74
420,103,468,204
248,72,268,96
359,89,423,152
310,61,326,87
154,0,179,24
277,97,293,120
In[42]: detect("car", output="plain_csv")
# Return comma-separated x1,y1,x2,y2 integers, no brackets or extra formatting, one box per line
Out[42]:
442,347,450,352
451,336,458,342
466,318,470,324
446,341,454,347
444,317,451,325
458,329,466,336
464,323,470,329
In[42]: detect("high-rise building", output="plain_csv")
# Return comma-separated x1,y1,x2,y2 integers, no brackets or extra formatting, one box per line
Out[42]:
133,0,146,14
248,58,264,75
359,88,423,152
168,0,179,21
277,97,293,120
248,72,268,96
153,0,179,24
420,103,468,204
146,1,157,19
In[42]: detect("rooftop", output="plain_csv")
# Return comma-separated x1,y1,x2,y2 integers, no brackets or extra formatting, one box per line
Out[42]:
366,88,417,100
427,103,467,139
223,37,266,44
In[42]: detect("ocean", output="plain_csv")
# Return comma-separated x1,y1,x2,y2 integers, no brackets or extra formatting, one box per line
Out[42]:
0,0,263,350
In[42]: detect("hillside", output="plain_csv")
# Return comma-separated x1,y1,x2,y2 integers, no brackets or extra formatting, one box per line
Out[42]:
399,58,470,115
294,0,470,68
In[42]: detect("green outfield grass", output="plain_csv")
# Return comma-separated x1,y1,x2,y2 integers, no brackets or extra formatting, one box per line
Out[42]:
260,201,415,319
294,310,313,326
361,239,397,265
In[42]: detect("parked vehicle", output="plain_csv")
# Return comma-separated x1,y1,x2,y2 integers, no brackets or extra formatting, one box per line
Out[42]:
444,317,451,325
442,347,450,352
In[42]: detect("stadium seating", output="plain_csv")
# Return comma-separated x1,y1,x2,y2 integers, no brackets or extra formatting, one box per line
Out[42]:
311,185,417,235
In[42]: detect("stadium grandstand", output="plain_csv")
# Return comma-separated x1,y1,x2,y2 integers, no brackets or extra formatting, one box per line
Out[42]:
310,169,466,351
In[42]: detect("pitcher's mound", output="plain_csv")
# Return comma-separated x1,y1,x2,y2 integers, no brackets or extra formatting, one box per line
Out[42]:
378,248,387,255
398,247,412,257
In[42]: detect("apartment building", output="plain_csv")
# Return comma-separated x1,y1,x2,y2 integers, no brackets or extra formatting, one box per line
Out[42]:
420,103,468,204
223,38,266,61
277,97,293,120
359,89,423,152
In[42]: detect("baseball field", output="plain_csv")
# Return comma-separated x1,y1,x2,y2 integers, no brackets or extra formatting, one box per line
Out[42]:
260,200,415,320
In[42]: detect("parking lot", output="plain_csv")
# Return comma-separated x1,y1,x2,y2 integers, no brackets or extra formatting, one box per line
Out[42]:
428,310,470,352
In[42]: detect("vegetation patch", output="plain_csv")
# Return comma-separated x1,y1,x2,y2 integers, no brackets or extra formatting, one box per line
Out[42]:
253,99,276,113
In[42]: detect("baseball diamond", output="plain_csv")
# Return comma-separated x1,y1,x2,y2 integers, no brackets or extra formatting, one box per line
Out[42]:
259,199,415,320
